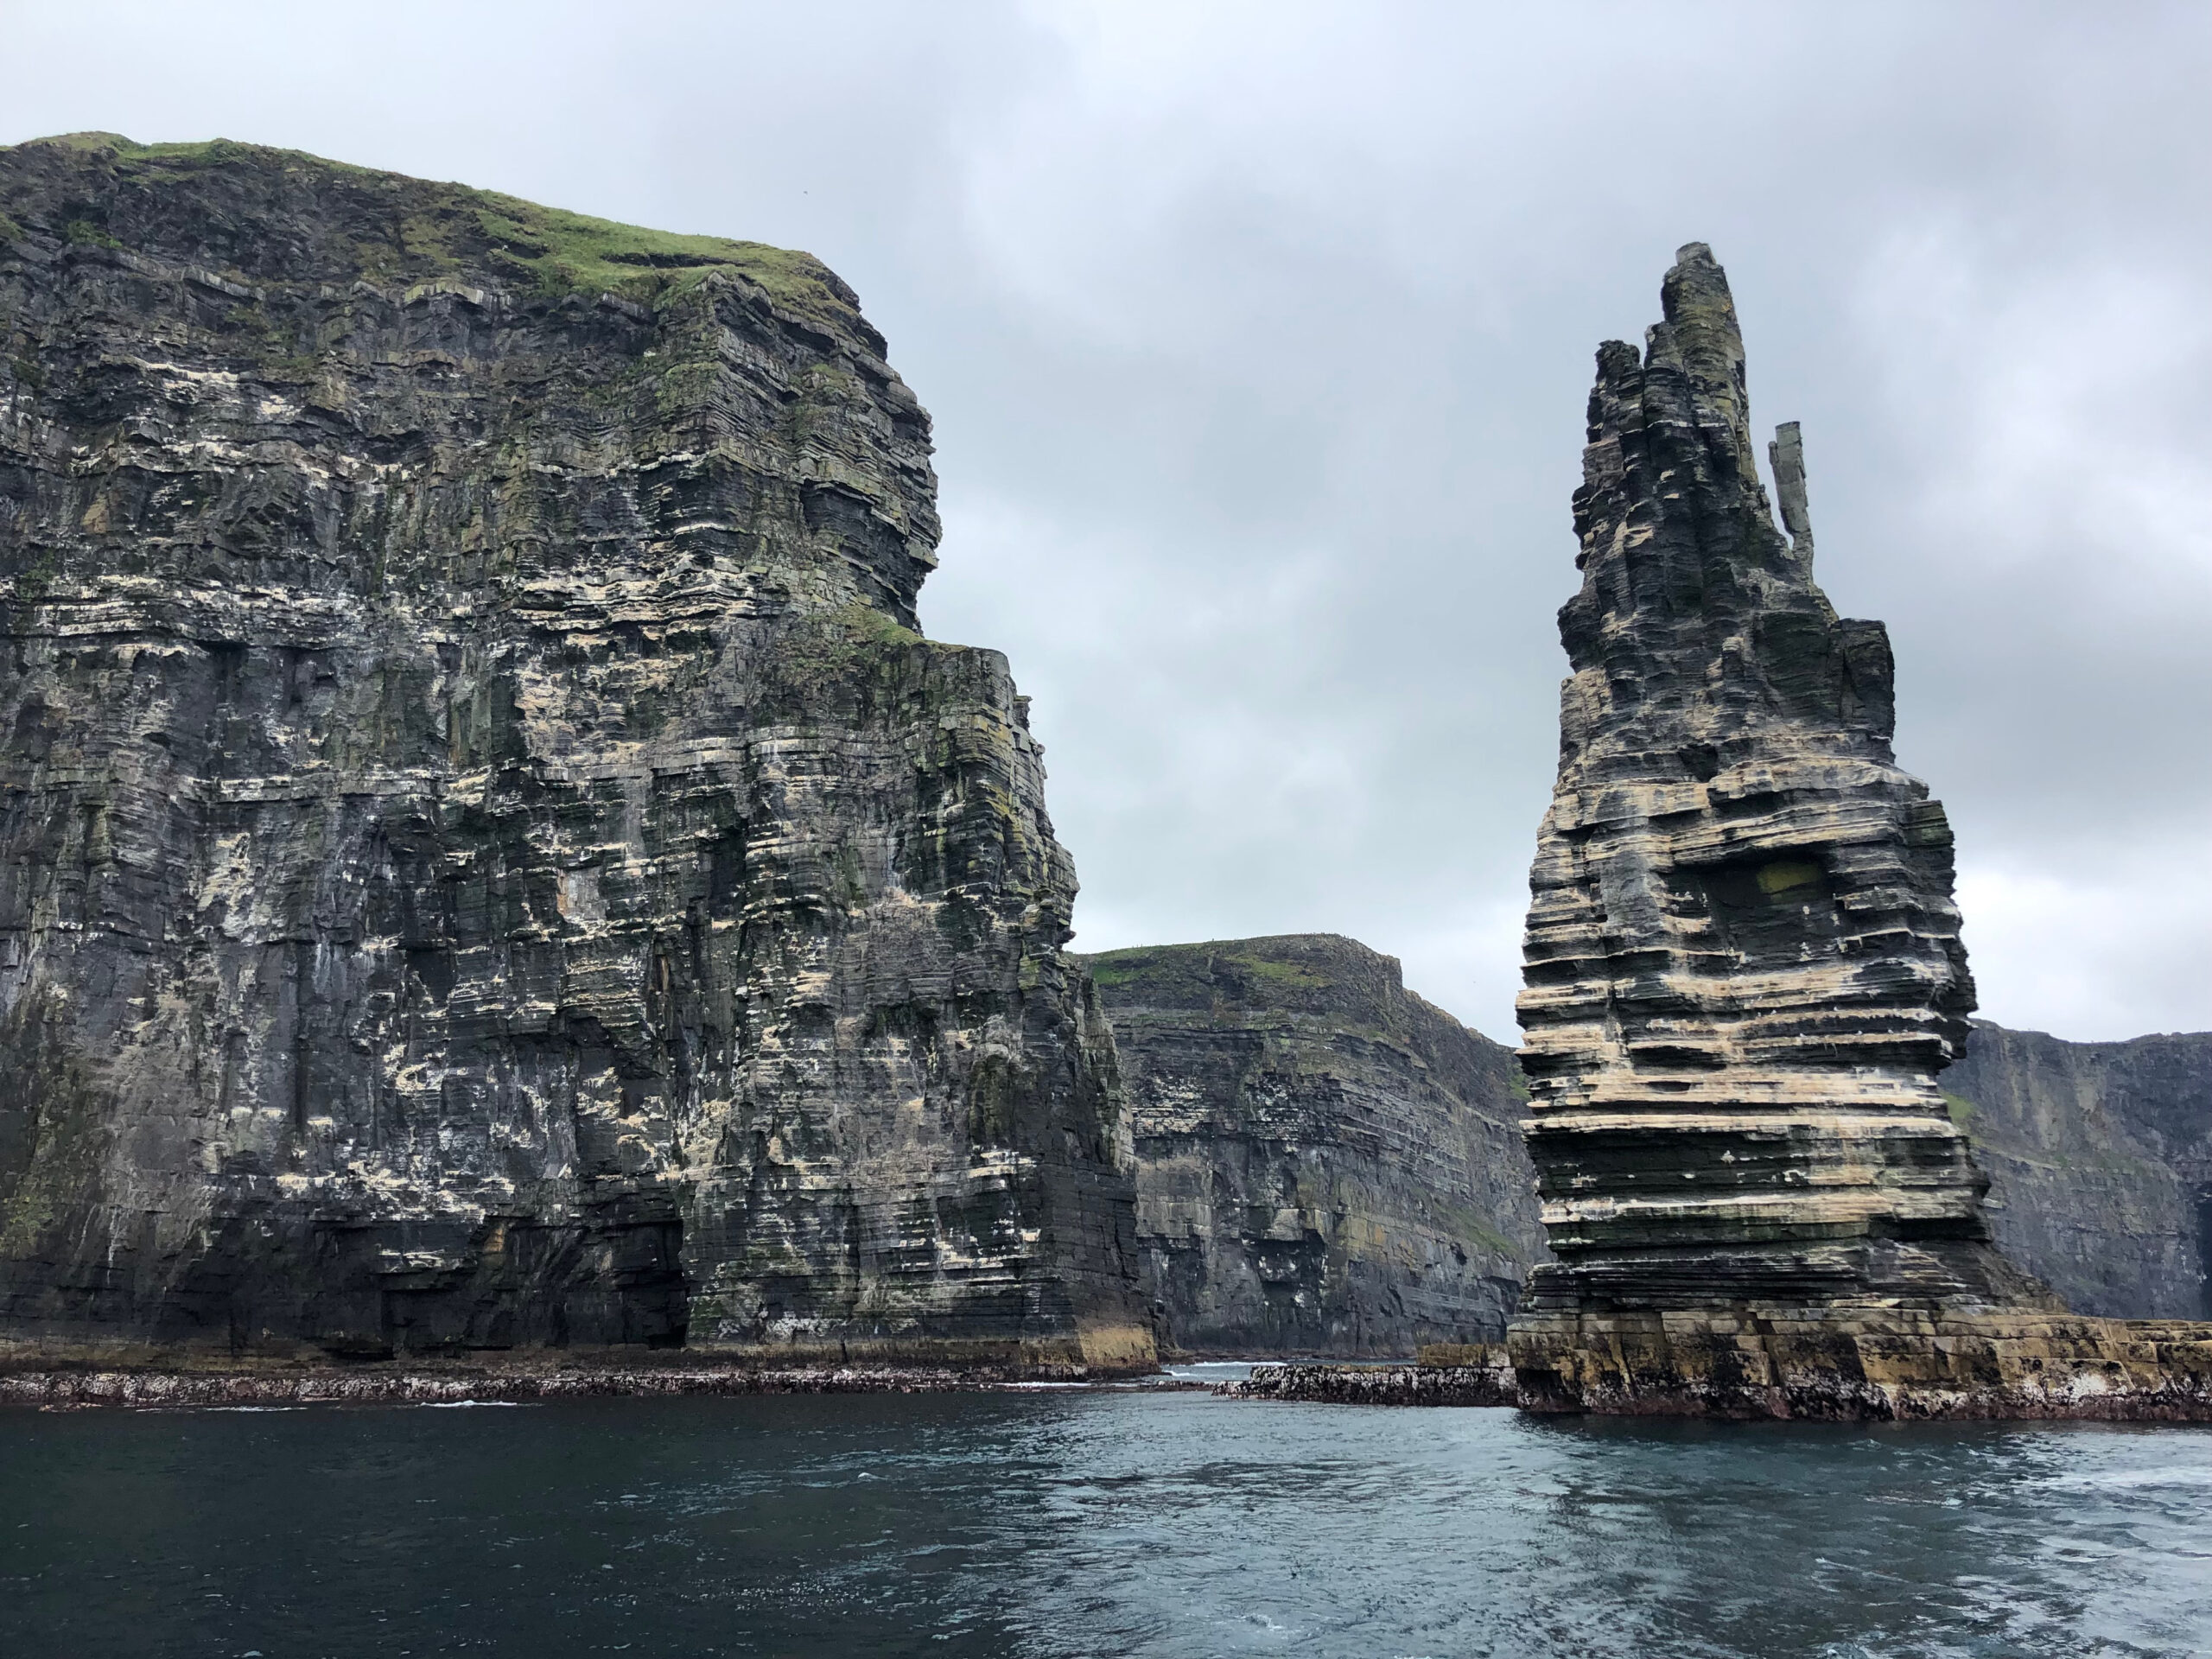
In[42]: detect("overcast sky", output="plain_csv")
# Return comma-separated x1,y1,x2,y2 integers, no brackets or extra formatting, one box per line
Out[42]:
6,2,2206,1044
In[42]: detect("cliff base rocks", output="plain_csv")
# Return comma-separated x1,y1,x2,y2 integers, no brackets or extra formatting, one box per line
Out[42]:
0,1351,1178,1408
1507,1308,2212,1420
1222,1355,1515,1406
1224,1316,2212,1420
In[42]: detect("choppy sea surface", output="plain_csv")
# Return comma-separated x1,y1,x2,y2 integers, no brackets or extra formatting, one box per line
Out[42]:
3,1365,2209,1658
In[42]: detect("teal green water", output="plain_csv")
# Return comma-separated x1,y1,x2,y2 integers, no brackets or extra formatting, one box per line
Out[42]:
3,1388,2209,1657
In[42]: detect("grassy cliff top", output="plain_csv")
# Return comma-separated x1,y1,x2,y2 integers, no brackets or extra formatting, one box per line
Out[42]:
1080,935,1457,1034
1079,933,1518,1073
1081,934,1366,998
0,132,861,333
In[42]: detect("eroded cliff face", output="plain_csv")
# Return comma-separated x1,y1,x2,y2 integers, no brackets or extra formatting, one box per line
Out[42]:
0,134,1150,1366
1514,243,2041,1314
1082,935,1546,1354
1948,1024,2212,1319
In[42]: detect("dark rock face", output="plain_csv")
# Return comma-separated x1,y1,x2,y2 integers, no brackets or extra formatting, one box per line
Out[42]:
0,135,1151,1366
1948,1023,2212,1319
1515,243,2040,1313
1082,935,1546,1354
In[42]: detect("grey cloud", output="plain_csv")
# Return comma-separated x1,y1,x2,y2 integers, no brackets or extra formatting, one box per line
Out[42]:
4,0,2204,1039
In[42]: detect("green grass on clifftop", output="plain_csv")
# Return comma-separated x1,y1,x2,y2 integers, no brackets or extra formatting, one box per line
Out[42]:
4,132,855,328
1084,941,1337,995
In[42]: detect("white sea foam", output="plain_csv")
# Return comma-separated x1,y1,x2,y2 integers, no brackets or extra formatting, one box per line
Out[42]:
2033,1465,2212,1491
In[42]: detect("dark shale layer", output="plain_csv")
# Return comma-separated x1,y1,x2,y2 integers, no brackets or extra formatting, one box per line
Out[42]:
1082,934,1547,1354
0,133,1151,1369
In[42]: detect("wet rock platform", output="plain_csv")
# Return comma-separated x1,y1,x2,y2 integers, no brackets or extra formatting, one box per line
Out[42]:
0,1349,1185,1409
1216,1318,2212,1421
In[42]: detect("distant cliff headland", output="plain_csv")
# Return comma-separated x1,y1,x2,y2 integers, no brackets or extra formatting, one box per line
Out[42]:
1947,1022,2210,1319
0,137,2202,1395
1080,933,1545,1356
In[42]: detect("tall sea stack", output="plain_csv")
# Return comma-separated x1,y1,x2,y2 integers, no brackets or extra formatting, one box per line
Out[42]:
1504,245,2212,1418
1513,242,2035,1313
0,135,1151,1369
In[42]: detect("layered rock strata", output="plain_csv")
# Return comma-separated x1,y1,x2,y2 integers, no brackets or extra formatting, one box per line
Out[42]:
1948,1023,2212,1319
0,134,1150,1368
1504,242,2211,1417
1513,242,2037,1314
1084,935,1545,1353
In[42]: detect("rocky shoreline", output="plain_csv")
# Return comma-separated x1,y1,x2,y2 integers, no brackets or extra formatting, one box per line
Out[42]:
0,1357,1202,1410
1217,1314,2212,1421
15,1327,2212,1418
1218,1361,1516,1408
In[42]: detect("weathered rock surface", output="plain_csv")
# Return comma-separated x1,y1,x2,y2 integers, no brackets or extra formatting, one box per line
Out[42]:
0,133,1150,1367
1948,1022,2212,1319
1078,903,2203,1352
1228,1315,2212,1420
1082,934,1546,1353
1514,242,2035,1314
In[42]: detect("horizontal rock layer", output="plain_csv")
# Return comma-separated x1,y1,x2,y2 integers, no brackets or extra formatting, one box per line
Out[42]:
0,134,1149,1366
1219,1313,2212,1421
1084,934,1546,1353
1088,920,2201,1348
1506,1307,2212,1421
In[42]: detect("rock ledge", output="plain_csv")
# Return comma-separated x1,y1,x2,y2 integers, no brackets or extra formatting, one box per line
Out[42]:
1220,1317,2212,1420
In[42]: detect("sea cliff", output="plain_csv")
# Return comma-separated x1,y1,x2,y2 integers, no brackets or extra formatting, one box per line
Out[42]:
0,134,1150,1369
1083,934,1546,1354
1948,1023,2211,1319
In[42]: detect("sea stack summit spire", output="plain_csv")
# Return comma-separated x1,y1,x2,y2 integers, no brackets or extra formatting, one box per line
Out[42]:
1512,242,2043,1318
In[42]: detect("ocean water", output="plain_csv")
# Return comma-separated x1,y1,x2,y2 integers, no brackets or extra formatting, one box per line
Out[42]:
3,1377,2209,1658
